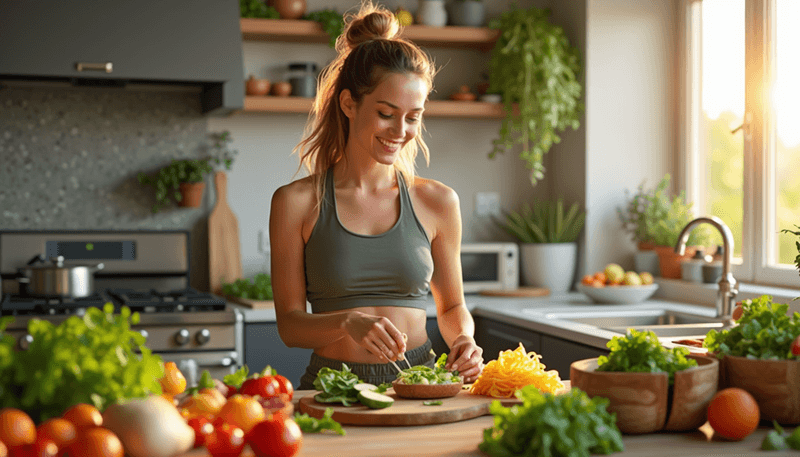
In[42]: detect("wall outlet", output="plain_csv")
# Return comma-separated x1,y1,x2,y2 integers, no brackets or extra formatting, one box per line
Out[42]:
258,228,270,254
475,192,501,217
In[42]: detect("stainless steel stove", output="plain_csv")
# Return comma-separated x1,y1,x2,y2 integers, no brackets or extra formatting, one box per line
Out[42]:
0,230,243,386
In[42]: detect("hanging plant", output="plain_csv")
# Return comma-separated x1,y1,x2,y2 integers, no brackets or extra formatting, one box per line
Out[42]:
487,6,583,185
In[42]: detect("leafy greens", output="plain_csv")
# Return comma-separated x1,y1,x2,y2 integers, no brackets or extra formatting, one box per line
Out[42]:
295,407,346,436
703,295,800,360
396,353,461,385
313,364,361,406
596,328,697,384
479,385,624,457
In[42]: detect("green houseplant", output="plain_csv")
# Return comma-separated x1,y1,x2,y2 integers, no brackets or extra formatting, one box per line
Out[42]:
303,9,344,48
496,198,585,292
486,5,583,186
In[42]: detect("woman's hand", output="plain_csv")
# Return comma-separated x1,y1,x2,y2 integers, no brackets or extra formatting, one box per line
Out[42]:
446,334,483,383
343,311,407,361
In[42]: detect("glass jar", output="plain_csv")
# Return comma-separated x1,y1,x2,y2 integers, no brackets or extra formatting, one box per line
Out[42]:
287,62,318,98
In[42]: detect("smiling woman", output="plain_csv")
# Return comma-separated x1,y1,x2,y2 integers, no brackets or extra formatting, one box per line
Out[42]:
268,0,484,392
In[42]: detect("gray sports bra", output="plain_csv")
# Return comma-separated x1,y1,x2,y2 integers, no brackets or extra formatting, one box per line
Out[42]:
304,168,433,313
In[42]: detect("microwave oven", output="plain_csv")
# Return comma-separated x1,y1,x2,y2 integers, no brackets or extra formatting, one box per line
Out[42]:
460,242,519,294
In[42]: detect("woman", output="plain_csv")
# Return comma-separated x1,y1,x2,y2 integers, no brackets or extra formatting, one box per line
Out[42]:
269,1,483,390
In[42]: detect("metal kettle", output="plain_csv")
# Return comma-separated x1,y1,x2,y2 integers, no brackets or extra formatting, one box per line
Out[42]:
16,255,104,298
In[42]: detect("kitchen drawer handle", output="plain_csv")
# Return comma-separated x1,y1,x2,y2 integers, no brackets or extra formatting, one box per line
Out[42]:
75,62,113,73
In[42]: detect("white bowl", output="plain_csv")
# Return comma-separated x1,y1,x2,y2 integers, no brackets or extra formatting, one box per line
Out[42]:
577,283,659,304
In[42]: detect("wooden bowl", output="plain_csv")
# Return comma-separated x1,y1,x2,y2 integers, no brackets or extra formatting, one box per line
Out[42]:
245,76,271,96
271,81,292,97
391,380,463,399
722,355,800,424
570,354,718,434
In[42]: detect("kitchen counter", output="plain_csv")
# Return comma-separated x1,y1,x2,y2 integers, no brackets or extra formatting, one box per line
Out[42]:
179,389,796,457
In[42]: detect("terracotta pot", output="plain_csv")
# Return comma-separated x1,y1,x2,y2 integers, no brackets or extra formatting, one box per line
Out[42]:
654,245,696,279
270,0,306,20
245,75,270,96
637,241,656,251
723,355,800,424
271,81,292,97
179,182,205,208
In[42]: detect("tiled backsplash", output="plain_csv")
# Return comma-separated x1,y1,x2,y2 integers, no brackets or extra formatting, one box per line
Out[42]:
0,85,213,289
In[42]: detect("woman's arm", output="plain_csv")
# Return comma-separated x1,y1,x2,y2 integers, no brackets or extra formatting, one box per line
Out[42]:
425,182,484,383
269,183,406,360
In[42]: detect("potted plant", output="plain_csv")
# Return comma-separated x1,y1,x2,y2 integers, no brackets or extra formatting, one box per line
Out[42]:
303,9,344,48
138,131,236,213
495,198,585,292
486,6,583,185
449,0,484,27
619,176,672,275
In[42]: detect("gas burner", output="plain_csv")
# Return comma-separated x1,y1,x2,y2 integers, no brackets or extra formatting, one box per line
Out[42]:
108,288,226,313
1,291,114,316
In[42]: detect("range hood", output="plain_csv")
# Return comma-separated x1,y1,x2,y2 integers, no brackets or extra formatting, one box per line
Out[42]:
0,1,244,116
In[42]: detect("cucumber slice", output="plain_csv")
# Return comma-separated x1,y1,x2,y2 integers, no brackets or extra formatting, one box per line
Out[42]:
354,383,378,392
357,390,394,409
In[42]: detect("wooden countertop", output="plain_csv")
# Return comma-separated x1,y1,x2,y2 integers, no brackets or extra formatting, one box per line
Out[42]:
180,388,797,457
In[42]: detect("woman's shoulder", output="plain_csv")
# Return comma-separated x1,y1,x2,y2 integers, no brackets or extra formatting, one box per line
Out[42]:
272,175,318,209
408,176,459,212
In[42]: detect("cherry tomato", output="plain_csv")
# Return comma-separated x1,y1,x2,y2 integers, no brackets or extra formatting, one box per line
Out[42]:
20,437,58,457
732,302,744,321
273,375,294,401
224,384,239,399
792,335,800,357
187,416,214,448
240,376,280,399
248,417,302,457
205,422,245,457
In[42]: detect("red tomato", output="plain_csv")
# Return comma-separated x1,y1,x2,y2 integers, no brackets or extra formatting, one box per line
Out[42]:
273,375,294,401
205,422,245,457
240,376,281,399
224,384,239,398
19,437,58,457
792,335,800,356
248,418,302,457
187,416,214,448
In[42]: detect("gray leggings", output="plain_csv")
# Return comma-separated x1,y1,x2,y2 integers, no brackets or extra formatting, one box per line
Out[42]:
298,339,436,390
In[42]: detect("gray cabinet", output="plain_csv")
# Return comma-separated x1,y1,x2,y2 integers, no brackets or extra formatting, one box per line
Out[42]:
426,317,450,357
244,322,312,389
474,316,608,380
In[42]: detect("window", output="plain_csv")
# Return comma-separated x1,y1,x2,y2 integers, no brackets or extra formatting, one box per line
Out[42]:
682,0,800,287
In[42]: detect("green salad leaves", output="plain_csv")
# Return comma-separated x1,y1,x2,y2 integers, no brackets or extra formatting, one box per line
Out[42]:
0,304,164,422
313,364,361,406
396,353,461,385
703,295,800,360
295,407,346,436
596,329,697,384
479,385,624,457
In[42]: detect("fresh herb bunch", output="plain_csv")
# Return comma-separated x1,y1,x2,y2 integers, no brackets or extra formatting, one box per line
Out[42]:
313,364,361,406
703,295,800,360
781,225,800,278
479,385,624,457
240,0,279,19
643,174,717,248
487,6,583,185
304,9,344,48
495,198,585,244
0,304,164,422
222,273,273,300
396,353,461,385
294,408,346,435
596,329,698,384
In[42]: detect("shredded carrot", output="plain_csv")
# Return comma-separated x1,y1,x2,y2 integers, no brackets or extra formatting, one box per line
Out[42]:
469,343,564,398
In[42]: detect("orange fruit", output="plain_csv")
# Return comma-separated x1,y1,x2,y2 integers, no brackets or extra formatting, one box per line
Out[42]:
160,361,187,395
707,387,760,441
0,440,7,457
66,427,123,457
215,394,266,434
62,403,103,430
593,272,607,283
581,275,594,285
0,408,36,448
37,417,77,450
180,392,225,420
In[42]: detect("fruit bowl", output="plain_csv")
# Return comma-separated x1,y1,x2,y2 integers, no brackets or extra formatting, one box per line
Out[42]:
391,380,463,399
570,354,719,434
577,283,659,304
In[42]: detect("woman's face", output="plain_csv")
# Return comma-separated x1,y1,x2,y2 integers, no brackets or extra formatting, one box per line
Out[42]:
342,72,428,166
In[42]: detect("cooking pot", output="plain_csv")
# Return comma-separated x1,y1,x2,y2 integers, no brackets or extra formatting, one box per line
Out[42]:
16,255,104,298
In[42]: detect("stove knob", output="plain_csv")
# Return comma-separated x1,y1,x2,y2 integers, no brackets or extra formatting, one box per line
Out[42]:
195,328,211,346
174,329,190,346
18,334,33,351
139,329,149,340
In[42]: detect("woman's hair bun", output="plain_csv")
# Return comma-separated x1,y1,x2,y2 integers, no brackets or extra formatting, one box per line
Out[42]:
341,2,400,50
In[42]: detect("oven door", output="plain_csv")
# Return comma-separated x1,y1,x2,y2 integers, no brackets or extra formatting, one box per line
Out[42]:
158,351,239,387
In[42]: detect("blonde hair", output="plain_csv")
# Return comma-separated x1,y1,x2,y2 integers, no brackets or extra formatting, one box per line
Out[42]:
293,1,436,203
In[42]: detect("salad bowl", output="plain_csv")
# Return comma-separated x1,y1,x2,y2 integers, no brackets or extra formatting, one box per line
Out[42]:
391,380,463,399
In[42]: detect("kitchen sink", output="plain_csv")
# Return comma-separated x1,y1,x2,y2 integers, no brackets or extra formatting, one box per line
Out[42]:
538,308,729,338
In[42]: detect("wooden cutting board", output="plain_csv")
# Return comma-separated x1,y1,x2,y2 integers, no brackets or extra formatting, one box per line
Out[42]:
225,295,274,309
208,171,242,296
478,287,550,297
297,389,521,426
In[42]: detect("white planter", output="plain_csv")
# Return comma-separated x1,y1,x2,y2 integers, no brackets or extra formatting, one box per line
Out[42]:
449,0,485,27
634,250,660,276
519,242,577,293
416,0,448,27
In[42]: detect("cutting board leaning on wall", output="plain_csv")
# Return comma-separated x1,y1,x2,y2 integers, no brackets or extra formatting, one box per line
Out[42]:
208,171,242,296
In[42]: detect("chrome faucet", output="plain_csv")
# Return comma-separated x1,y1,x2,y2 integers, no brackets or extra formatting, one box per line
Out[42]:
674,216,738,324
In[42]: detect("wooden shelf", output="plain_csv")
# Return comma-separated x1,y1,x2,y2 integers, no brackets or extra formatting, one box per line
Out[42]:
243,96,505,119
241,18,499,50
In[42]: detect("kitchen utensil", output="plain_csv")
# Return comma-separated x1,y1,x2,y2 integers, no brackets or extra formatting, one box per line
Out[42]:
298,389,522,426
16,255,104,298
208,171,242,296
388,358,404,375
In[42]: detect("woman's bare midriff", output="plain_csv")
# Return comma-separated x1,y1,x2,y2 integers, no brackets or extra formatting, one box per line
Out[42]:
314,306,431,363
